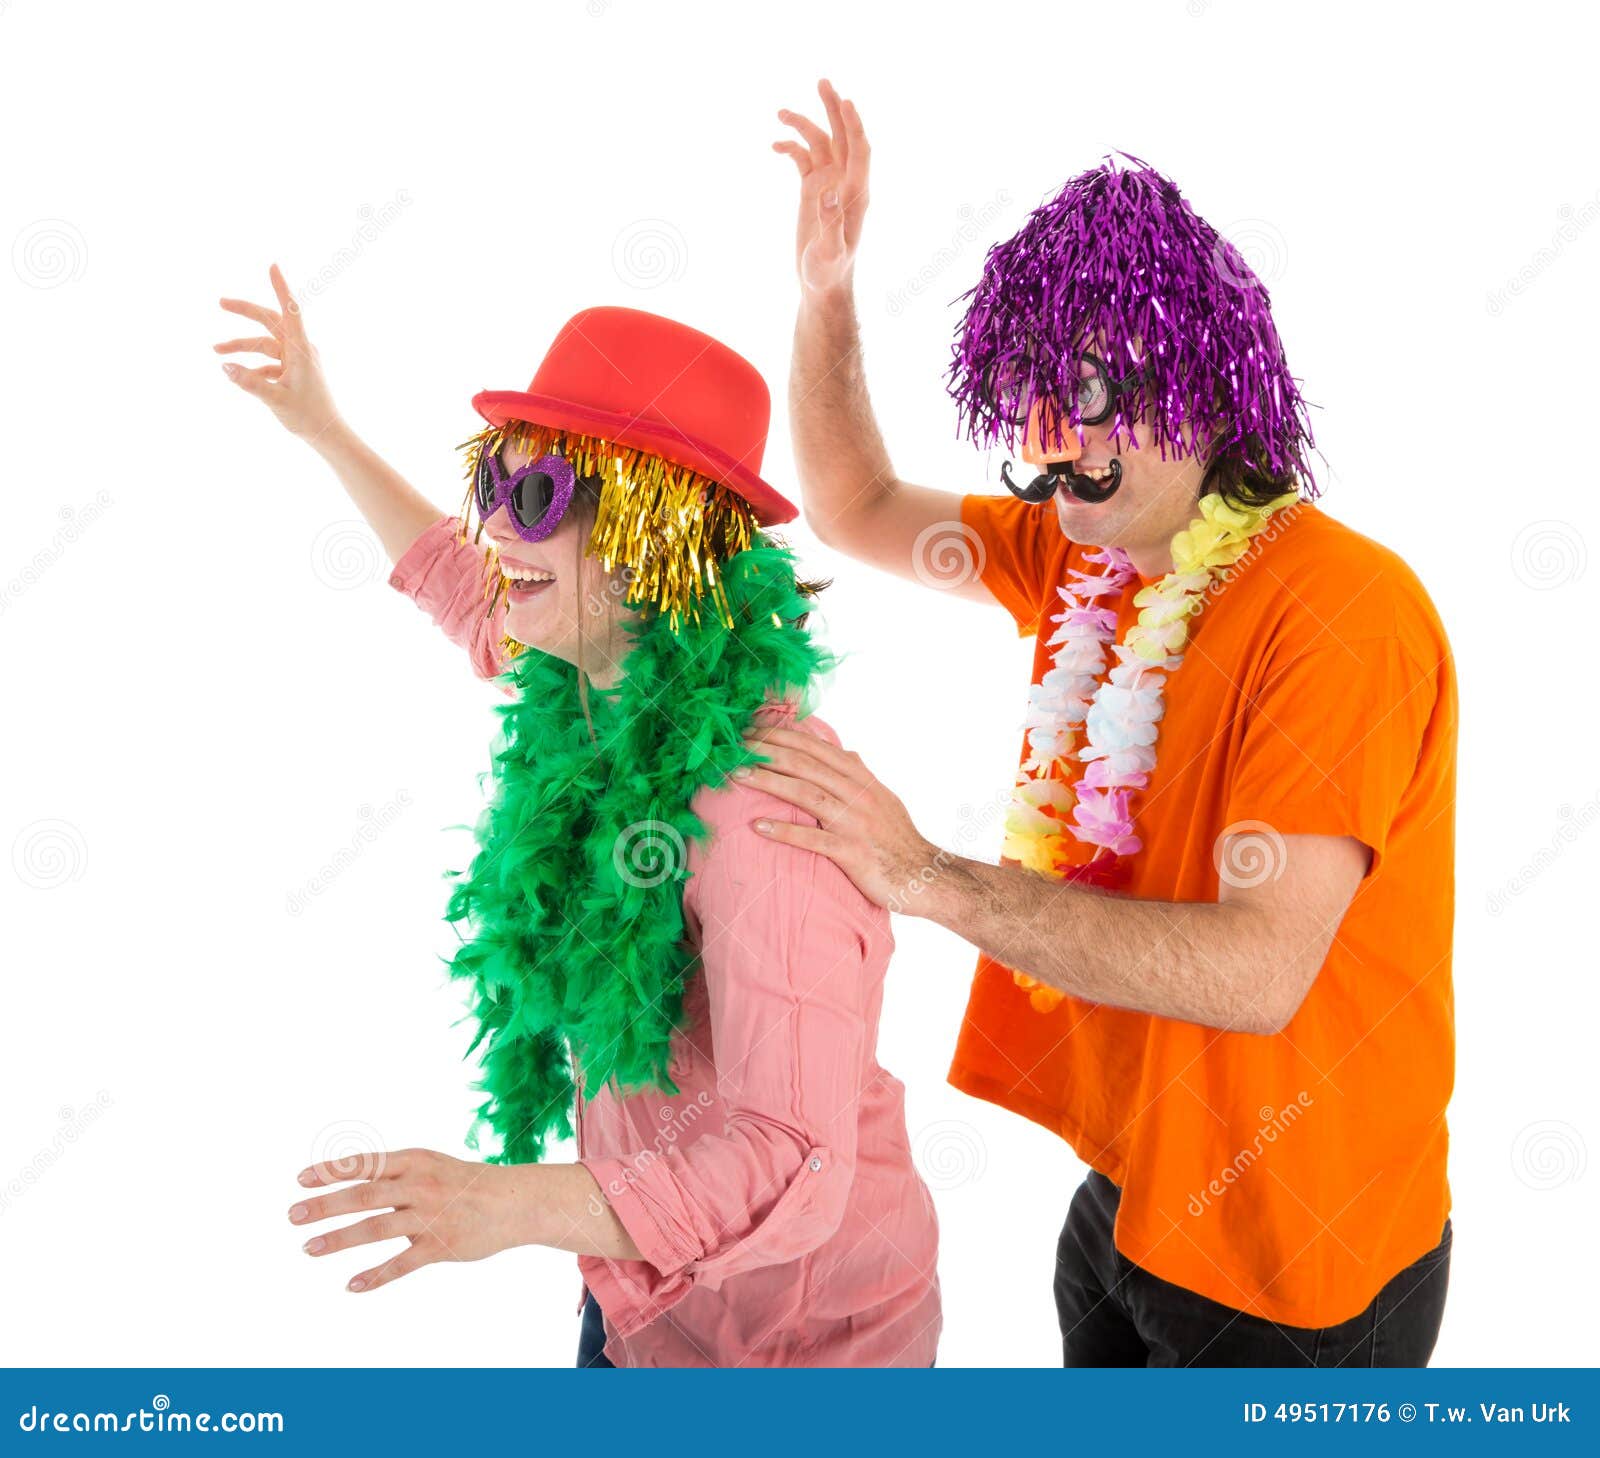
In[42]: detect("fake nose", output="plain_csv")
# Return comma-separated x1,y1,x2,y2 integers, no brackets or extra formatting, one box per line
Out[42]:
1021,401,1082,466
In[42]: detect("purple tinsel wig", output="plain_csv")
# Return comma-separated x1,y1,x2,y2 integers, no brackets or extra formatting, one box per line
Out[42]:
947,153,1317,492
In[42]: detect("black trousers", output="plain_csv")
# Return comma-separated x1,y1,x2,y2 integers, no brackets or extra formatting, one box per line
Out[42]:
1055,1170,1451,1367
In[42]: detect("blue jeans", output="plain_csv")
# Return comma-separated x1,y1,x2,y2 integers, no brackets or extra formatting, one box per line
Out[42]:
576,1290,613,1368
575,1289,936,1367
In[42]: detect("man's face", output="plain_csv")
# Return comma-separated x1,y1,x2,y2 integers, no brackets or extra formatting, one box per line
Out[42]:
1018,348,1205,557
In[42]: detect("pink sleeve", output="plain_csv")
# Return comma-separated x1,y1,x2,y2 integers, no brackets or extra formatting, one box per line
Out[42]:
387,514,514,695
576,773,888,1336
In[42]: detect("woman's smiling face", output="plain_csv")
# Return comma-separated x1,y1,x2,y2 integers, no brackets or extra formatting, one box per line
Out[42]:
480,438,628,684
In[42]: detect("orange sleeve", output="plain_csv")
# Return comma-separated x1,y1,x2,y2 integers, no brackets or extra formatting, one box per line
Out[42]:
959,491,1071,638
1221,636,1445,879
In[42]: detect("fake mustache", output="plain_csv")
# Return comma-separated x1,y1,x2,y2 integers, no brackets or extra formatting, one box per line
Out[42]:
1000,458,1122,504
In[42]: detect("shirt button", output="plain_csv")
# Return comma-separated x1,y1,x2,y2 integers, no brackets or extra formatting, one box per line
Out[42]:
808,1156,823,1172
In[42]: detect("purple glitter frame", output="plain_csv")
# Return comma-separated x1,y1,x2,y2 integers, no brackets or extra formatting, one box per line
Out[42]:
476,447,577,543
947,153,1318,490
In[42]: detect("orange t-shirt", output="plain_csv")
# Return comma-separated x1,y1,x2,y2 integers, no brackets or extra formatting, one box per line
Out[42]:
947,494,1457,1329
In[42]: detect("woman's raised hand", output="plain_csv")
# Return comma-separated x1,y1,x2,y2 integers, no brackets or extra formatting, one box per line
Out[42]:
774,79,871,299
215,264,342,442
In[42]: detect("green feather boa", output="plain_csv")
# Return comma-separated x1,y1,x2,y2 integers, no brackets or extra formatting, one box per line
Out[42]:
439,536,833,1166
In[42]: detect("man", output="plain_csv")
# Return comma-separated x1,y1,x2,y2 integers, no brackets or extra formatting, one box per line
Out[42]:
752,81,1456,1367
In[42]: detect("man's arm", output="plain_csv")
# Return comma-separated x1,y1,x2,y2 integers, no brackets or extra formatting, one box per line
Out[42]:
738,726,1370,1035
910,834,1370,1035
777,81,997,605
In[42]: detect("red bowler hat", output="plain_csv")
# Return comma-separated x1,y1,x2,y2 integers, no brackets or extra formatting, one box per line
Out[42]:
472,306,797,526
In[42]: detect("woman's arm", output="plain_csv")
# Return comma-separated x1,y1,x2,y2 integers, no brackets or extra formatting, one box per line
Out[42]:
571,760,886,1337
216,267,511,687
216,264,442,566
287,1149,641,1294
285,739,880,1297
387,514,512,690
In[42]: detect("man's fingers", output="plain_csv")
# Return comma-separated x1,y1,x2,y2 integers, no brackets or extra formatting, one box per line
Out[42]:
745,725,869,783
818,78,849,165
738,745,862,808
777,108,832,166
213,335,283,360
735,766,850,824
840,99,871,232
772,140,813,178
841,96,869,150
751,818,836,855
218,297,283,334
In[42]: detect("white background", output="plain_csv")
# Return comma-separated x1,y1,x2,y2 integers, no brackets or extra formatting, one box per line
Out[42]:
3,0,1596,1368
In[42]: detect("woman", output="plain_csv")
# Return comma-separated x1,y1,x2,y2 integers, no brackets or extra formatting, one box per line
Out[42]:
215,275,940,1368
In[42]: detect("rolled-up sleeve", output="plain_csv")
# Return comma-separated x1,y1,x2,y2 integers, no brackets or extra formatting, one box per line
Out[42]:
576,780,880,1336
387,513,513,694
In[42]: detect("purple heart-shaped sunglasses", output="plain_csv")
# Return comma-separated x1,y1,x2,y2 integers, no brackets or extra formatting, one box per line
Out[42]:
473,437,578,543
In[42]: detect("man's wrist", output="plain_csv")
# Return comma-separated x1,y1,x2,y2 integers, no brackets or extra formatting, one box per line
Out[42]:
797,278,857,324
888,842,975,925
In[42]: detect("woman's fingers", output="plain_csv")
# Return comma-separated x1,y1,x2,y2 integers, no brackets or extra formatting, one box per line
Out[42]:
268,262,307,343
303,1211,415,1257
220,361,282,394
288,1180,399,1226
213,335,283,360
347,1240,434,1294
218,297,282,333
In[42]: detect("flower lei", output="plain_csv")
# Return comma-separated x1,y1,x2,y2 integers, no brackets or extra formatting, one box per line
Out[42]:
1002,490,1301,1012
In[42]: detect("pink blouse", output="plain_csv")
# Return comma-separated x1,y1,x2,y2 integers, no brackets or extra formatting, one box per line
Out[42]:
388,516,941,1367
